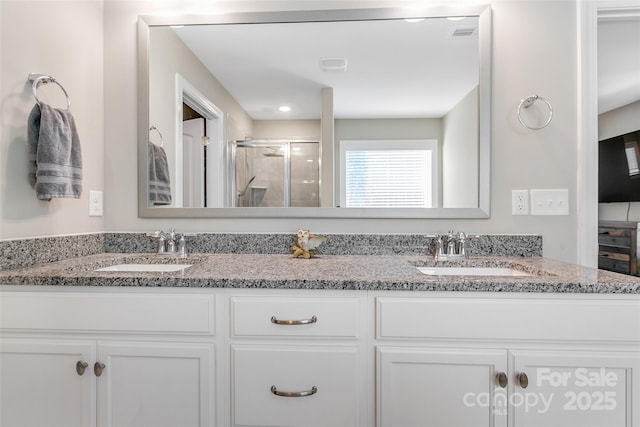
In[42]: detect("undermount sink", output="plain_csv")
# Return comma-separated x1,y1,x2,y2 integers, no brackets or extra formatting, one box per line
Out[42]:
95,264,192,272
416,266,532,277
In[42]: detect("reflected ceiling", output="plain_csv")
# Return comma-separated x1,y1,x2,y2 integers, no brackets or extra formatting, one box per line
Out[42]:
598,15,640,113
172,17,479,120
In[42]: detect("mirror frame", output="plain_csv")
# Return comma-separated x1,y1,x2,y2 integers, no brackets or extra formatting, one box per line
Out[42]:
138,5,492,219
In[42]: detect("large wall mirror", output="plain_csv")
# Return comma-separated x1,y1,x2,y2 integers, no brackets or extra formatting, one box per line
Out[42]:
138,6,491,218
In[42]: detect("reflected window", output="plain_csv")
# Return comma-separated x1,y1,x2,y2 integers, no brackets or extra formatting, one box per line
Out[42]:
340,140,438,208
624,141,640,177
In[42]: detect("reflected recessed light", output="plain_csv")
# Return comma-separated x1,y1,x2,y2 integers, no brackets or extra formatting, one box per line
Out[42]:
404,18,425,23
447,17,466,21
278,106,291,112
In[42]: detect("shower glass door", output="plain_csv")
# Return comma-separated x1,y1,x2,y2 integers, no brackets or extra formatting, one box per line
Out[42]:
232,140,319,208
234,142,289,207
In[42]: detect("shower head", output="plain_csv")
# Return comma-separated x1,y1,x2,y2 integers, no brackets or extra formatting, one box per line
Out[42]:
235,135,254,143
263,147,284,157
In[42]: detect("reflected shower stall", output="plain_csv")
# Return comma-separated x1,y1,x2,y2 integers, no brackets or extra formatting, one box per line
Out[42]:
232,140,320,207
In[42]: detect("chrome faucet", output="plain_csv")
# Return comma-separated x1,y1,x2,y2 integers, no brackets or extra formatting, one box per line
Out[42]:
432,230,477,261
147,229,189,258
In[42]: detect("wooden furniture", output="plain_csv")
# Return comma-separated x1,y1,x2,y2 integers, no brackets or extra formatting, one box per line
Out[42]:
598,220,640,276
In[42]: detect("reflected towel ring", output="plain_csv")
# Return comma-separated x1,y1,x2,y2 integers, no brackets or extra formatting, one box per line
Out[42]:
517,94,553,130
27,73,71,110
149,125,163,147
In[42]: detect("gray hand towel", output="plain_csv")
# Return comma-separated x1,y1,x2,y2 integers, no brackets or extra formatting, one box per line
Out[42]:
148,142,172,205
27,103,82,201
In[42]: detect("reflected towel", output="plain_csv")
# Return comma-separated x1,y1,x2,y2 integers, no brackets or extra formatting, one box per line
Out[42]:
148,142,172,205
27,103,82,201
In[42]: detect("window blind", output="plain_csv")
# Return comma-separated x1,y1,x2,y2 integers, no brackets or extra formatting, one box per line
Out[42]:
344,150,432,208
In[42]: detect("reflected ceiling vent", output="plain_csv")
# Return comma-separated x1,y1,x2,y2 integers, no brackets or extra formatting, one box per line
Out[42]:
450,26,477,37
320,57,347,72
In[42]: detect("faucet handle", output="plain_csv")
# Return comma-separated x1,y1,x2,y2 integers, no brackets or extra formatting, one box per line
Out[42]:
177,234,187,258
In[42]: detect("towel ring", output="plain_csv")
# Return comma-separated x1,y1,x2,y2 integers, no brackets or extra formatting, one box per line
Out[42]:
149,125,163,147
517,94,553,130
27,73,71,110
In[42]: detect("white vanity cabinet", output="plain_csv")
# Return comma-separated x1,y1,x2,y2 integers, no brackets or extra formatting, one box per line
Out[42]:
228,293,369,427
0,339,96,427
0,291,217,427
377,346,508,427
2,287,639,427
510,349,640,427
374,294,640,427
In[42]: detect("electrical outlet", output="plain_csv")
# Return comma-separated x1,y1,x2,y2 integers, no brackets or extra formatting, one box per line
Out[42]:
512,190,529,215
89,190,103,217
530,189,569,215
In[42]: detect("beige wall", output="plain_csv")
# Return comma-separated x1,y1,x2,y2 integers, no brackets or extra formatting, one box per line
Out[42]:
253,120,320,140
1,0,585,263
599,100,640,141
148,26,253,207
0,0,104,239
334,118,443,207
442,86,479,209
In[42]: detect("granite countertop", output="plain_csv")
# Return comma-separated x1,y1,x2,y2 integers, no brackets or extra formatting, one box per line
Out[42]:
1,253,640,293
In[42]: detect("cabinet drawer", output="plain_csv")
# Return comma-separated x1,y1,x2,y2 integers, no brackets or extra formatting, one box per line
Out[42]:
377,297,640,342
0,292,215,335
598,255,631,274
232,346,360,427
230,297,360,338
598,234,632,248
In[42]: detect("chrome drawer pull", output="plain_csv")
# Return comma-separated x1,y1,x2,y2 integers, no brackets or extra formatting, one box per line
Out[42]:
271,385,317,397
270,315,317,325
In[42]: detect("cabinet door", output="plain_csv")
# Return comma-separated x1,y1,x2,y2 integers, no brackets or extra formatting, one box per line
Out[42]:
377,347,508,427
96,341,214,427
511,350,640,427
0,339,96,427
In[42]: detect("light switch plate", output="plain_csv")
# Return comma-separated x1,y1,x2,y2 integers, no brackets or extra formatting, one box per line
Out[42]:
530,189,569,215
89,190,103,217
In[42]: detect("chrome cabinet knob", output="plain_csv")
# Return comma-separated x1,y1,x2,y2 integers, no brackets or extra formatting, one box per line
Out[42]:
516,372,529,388
76,361,88,376
495,372,508,388
94,362,106,377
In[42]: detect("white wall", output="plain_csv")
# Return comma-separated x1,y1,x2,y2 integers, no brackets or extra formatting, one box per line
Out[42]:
0,0,104,240
598,100,640,222
0,0,584,264
442,86,479,209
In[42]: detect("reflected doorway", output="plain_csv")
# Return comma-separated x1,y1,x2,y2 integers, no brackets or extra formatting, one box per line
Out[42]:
175,74,226,208
182,103,207,207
